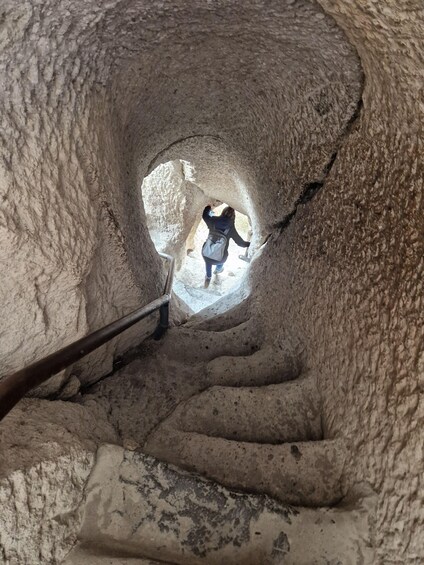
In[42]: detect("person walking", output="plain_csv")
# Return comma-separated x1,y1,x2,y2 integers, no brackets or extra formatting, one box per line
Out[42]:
201,205,250,288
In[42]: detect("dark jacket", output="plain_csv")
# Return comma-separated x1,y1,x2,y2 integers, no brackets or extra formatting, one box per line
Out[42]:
202,206,250,264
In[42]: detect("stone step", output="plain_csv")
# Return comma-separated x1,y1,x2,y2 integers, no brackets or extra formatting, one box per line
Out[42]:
144,429,346,507
205,346,299,387
164,378,321,443
73,445,374,565
159,322,259,363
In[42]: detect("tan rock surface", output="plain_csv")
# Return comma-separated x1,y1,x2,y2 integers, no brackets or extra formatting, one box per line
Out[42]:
0,0,422,563
0,398,117,564
74,444,373,564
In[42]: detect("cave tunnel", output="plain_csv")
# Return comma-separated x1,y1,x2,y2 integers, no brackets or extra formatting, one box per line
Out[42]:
0,1,423,564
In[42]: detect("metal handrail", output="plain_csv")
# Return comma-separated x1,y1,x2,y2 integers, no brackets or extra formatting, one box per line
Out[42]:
0,253,175,421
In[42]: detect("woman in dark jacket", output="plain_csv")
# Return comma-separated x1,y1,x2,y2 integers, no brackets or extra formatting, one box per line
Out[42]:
201,205,250,288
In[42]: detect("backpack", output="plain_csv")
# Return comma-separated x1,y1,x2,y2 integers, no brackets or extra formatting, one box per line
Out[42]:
202,228,230,262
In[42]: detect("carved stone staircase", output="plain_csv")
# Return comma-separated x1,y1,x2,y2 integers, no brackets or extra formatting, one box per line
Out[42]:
63,444,373,565
62,314,375,564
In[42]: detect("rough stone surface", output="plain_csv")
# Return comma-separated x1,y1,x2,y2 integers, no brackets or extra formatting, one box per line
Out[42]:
144,431,346,507
0,450,94,565
253,2,424,561
74,444,373,564
158,378,322,444
0,452,93,565
0,398,117,564
0,0,422,563
0,0,164,389
142,160,209,269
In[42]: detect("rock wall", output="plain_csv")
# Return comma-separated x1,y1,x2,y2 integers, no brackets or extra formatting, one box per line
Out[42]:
0,398,118,563
252,2,424,562
0,0,163,390
142,160,210,268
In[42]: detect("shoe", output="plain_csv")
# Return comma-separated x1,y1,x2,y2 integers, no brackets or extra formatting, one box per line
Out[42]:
204,277,211,288
214,265,224,274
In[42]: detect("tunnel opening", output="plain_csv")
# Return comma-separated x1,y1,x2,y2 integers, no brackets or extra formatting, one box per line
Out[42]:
141,160,252,313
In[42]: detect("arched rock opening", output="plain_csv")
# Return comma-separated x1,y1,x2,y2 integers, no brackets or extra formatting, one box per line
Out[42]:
141,158,253,313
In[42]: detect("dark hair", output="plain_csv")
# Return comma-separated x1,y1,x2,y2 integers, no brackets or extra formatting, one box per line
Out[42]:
221,206,235,219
